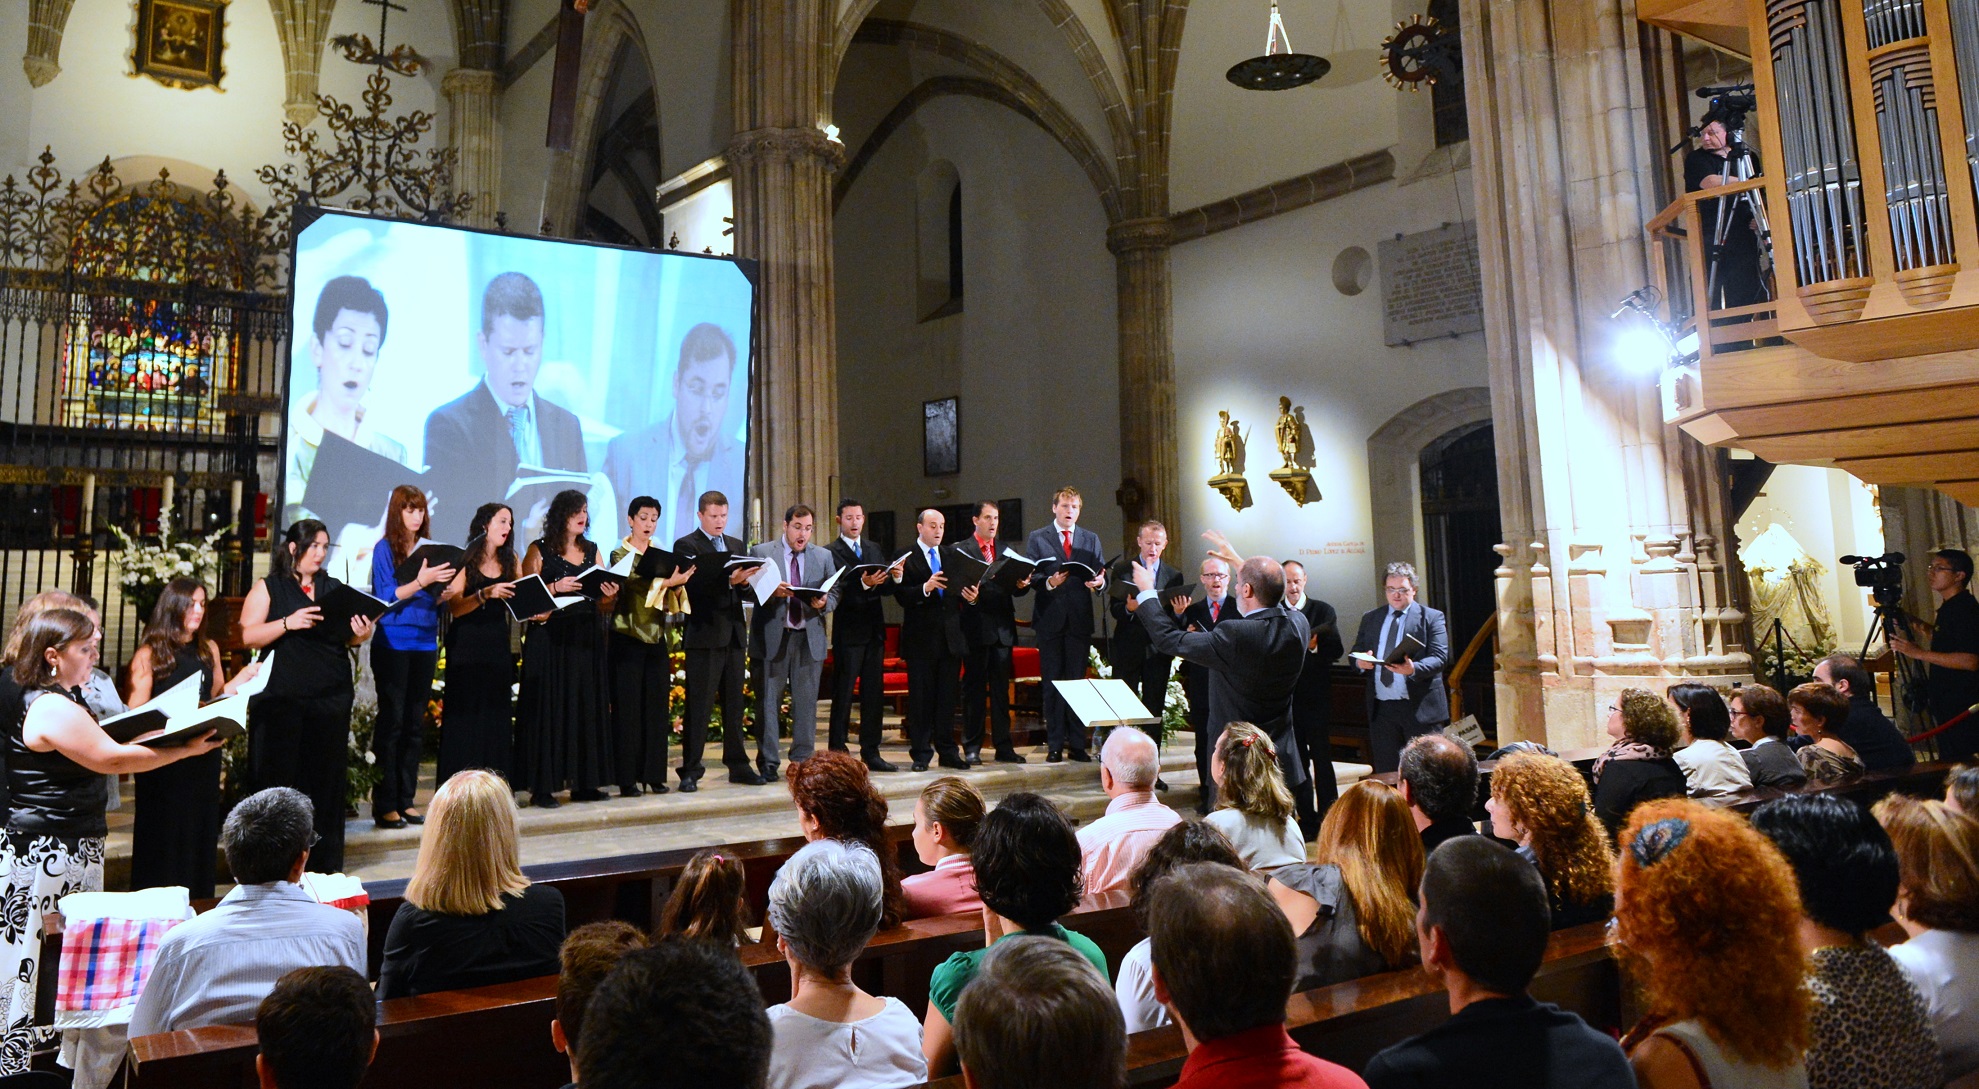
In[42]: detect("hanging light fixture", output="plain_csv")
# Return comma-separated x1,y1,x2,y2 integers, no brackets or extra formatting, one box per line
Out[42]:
1227,2,1330,90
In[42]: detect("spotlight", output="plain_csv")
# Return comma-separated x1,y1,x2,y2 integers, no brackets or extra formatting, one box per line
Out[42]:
1610,285,1676,375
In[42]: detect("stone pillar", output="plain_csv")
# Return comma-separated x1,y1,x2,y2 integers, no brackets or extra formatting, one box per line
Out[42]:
729,0,840,523
23,0,75,86
1108,216,1179,544
1463,0,1750,746
443,68,502,228
268,0,337,122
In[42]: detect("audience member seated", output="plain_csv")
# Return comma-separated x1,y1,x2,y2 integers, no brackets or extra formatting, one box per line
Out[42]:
1950,764,1979,815
955,937,1125,1089
1114,821,1246,1033
1363,837,1632,1088
1787,683,1867,787
902,777,985,919
1591,688,1687,837
1484,752,1615,929
1666,683,1752,796
1076,726,1181,894
378,769,565,998
1730,684,1808,790
1267,780,1420,991
765,840,927,1089
1205,722,1306,871
552,922,649,1089
1752,793,1943,1089
787,751,904,928
923,792,1105,1077
254,967,377,1089
655,849,751,948
1397,733,1478,855
1875,795,1979,1086
576,937,774,1089
130,788,364,1036
1810,654,1916,773
1148,863,1367,1089
1613,799,1810,1089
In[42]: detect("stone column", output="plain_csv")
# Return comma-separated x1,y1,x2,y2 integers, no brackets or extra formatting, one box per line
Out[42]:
1108,216,1179,543
1463,0,1750,746
729,0,840,522
443,68,502,228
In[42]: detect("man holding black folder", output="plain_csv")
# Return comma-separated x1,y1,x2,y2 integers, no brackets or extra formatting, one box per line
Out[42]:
826,500,900,772
957,502,1030,765
895,509,970,772
673,490,763,789
749,504,837,777
1108,521,1187,722
1025,487,1106,762
1351,561,1451,773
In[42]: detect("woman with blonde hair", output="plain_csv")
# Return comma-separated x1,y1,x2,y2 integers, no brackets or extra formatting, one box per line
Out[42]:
903,776,986,918
1591,688,1687,837
1206,722,1305,871
1267,779,1422,991
1616,799,1810,1088
1875,795,1979,1085
378,769,566,998
1486,752,1615,928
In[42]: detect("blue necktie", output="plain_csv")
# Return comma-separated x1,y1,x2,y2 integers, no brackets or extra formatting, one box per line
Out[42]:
1379,609,1404,684
928,545,942,597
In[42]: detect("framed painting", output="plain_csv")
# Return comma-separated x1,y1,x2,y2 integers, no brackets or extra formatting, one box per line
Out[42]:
133,0,227,90
923,396,959,476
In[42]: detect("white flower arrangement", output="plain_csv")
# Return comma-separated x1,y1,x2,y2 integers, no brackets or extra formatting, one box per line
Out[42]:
109,509,232,595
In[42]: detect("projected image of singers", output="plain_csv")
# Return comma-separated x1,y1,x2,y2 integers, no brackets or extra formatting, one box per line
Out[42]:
283,276,407,527
423,272,588,536
603,322,744,544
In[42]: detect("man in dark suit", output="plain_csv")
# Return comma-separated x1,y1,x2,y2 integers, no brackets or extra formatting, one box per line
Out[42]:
956,501,1031,764
1283,560,1345,835
1130,550,1309,807
749,504,837,779
601,323,746,546
826,499,902,772
422,272,588,540
674,490,764,789
894,509,969,772
1351,561,1452,774
1108,520,1187,720
1178,556,1238,810
1025,486,1107,762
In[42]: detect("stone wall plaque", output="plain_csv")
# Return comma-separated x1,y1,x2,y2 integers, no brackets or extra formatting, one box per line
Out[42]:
1378,222,1483,346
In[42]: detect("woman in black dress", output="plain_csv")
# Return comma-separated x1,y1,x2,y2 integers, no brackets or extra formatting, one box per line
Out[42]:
124,577,260,898
438,502,519,787
238,519,375,873
514,490,616,808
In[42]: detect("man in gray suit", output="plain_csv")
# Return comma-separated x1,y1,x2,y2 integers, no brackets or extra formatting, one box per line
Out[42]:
603,323,746,544
750,503,838,778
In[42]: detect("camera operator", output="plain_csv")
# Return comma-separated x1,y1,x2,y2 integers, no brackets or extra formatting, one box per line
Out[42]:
1890,548,1979,762
1684,107,1764,309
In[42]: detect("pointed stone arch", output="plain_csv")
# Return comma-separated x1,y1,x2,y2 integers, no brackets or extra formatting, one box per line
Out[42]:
540,0,661,237
1366,387,1495,586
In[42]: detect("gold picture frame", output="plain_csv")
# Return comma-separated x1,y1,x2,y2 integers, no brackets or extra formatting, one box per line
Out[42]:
132,0,227,90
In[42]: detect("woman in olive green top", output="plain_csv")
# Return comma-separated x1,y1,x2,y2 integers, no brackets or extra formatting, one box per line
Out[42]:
922,792,1108,1077
609,495,697,797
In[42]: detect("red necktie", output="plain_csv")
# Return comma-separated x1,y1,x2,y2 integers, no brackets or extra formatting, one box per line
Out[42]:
1210,600,1221,623
1061,529,1072,558
980,538,993,562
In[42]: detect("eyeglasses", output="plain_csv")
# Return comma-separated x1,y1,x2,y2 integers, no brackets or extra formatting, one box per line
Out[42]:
1928,564,1957,574
1605,704,1619,715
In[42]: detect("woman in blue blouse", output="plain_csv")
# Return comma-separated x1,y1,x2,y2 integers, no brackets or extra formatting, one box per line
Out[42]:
371,484,455,829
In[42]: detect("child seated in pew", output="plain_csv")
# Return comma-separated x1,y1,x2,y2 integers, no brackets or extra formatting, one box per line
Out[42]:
254,967,377,1089
552,922,649,1089
656,850,752,948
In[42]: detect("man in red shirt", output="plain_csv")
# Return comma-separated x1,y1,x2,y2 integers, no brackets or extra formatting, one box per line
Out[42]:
1150,864,1368,1089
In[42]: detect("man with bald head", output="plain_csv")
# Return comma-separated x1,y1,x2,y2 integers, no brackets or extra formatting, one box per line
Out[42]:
1132,543,1310,807
893,509,969,772
1077,727,1181,893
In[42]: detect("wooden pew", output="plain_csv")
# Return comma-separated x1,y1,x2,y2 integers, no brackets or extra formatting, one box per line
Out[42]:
912,920,1622,1089
124,894,1138,1089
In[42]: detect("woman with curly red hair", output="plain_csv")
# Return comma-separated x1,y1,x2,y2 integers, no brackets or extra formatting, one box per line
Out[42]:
1615,799,1809,1088
1485,752,1614,929
786,751,903,929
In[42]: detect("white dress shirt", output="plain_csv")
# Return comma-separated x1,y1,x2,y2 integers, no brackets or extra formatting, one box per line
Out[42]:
1890,928,1979,1082
765,996,927,1089
1673,737,1754,796
1113,937,1168,1034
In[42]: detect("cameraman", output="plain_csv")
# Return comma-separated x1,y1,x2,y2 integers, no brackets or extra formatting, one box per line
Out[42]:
1890,548,1979,762
1684,109,1764,309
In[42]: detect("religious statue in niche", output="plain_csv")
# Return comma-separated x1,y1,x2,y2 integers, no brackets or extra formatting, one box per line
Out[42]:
132,0,228,90
1209,410,1250,511
1269,395,1319,506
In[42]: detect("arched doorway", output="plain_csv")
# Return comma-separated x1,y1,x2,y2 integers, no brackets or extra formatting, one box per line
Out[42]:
1419,421,1499,723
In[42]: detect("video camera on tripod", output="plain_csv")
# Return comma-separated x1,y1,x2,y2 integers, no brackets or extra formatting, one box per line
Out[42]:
1841,551,1933,713
1676,83,1772,310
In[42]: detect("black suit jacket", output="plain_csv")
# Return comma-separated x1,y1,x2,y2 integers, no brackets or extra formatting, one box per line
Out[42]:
894,544,966,659
674,531,747,650
827,537,890,649
1024,524,1104,637
423,383,587,537
1108,558,1185,670
953,539,1026,650
1292,597,1344,699
1351,601,1452,727
1138,597,1309,785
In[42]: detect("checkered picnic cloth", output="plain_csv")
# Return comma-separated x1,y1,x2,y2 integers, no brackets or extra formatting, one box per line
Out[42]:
56,915,184,1014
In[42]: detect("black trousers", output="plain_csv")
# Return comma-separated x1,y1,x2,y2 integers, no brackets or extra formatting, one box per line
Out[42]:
1186,671,1214,812
1292,710,1338,839
962,644,1014,757
829,639,888,758
1037,632,1090,755
250,691,352,874
609,633,670,789
1370,699,1431,774
1118,655,1172,721
369,644,437,817
682,645,750,780
906,652,962,765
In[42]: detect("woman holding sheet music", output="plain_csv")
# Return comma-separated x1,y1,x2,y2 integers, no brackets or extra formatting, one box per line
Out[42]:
438,502,520,786
239,518,376,873
125,578,260,897
609,496,695,798
370,485,457,830
515,490,616,808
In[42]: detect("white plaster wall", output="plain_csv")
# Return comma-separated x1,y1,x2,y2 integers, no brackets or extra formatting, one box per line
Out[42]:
0,6,34,176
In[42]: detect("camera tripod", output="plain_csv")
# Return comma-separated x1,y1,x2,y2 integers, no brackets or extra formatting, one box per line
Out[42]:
1702,113,1774,309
